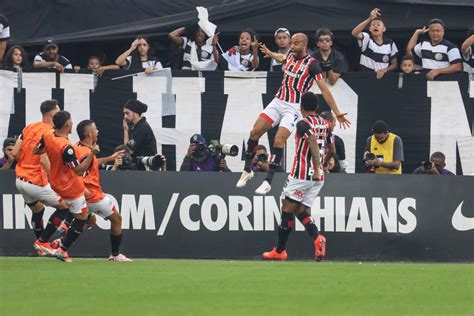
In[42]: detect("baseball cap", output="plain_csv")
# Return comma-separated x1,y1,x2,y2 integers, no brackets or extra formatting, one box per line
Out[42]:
190,134,206,145
44,39,58,50
274,27,290,38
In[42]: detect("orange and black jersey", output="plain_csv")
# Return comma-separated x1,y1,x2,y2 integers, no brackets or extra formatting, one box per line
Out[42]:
36,131,84,199
75,142,105,203
15,121,52,186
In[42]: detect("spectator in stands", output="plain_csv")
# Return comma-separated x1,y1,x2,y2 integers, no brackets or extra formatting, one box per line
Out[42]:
217,29,259,71
251,145,284,173
122,99,157,170
0,137,16,170
0,13,10,61
320,111,347,172
311,28,348,85
3,45,30,69
461,27,474,72
326,156,343,173
400,55,418,74
351,8,398,79
116,36,163,73
363,120,404,174
180,134,230,172
33,40,72,72
406,18,462,80
86,56,120,76
413,151,454,175
269,28,291,72
168,24,218,71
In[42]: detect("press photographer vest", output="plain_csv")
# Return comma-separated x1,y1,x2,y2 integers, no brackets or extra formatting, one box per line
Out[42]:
370,133,402,175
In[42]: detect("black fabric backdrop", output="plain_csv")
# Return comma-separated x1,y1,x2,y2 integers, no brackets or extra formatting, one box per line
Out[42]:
6,70,473,174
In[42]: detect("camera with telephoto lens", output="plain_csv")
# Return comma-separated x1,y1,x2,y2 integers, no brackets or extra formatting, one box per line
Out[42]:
208,140,239,160
422,161,433,170
257,153,268,163
136,154,166,171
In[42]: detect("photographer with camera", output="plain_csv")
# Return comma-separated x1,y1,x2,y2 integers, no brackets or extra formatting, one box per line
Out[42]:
180,134,234,172
251,145,284,173
123,99,157,170
413,151,454,175
363,120,404,174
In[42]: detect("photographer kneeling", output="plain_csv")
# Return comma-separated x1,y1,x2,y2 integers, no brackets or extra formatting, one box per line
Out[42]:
180,134,233,172
413,151,453,175
108,145,166,171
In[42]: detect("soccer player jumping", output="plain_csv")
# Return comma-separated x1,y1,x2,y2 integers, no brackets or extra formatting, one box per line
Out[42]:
236,33,350,194
263,92,330,261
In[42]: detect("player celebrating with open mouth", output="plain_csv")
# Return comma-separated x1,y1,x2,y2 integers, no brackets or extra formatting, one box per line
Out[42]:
236,33,350,194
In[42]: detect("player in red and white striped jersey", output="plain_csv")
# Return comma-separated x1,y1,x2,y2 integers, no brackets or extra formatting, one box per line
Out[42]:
262,92,329,261
236,33,350,195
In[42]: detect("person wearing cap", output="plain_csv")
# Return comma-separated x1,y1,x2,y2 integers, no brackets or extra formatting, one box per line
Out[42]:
33,40,72,72
363,120,404,175
311,28,348,85
0,137,17,169
407,18,462,80
269,28,291,72
122,99,157,169
180,134,230,172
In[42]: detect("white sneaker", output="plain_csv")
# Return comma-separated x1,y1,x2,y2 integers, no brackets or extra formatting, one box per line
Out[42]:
255,180,271,195
236,170,254,188
108,253,133,262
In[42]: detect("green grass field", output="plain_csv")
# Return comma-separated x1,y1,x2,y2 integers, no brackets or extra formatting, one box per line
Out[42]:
0,258,473,316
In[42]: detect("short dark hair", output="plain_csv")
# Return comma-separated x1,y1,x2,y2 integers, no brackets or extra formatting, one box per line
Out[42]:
401,55,415,63
372,120,388,134
431,151,446,161
429,18,445,28
320,111,334,122
257,144,267,152
370,17,385,25
88,56,102,65
3,137,16,148
301,92,319,112
315,28,333,40
40,100,58,115
53,111,71,130
76,119,94,141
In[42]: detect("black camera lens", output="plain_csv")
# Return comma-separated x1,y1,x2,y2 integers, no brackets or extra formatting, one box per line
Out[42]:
257,153,268,163
197,143,206,152
423,161,433,170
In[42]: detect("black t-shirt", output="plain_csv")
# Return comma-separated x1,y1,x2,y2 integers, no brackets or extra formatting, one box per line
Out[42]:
128,117,157,162
334,134,346,161
311,49,348,74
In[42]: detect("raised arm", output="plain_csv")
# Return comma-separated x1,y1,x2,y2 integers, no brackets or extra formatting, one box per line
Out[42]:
259,43,286,64
351,8,380,40
168,27,186,47
316,79,350,129
406,27,428,56
461,35,474,55
250,36,260,69
116,39,139,66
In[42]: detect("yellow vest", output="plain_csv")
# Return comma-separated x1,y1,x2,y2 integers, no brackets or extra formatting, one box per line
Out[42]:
370,133,402,174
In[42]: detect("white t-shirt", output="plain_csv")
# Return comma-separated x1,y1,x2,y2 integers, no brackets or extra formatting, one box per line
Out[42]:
125,56,163,70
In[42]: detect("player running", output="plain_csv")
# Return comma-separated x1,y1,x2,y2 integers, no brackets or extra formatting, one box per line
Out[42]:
34,111,99,262
236,33,350,195
262,92,329,261
12,100,73,254
71,119,131,261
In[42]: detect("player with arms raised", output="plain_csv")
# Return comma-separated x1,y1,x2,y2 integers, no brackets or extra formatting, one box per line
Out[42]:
236,33,350,194
262,92,330,261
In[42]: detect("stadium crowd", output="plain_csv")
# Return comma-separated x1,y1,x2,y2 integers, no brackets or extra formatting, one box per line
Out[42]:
0,9,471,175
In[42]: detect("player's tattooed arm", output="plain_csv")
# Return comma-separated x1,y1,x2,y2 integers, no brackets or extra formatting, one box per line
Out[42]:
316,79,351,129
307,134,321,181
11,137,22,160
